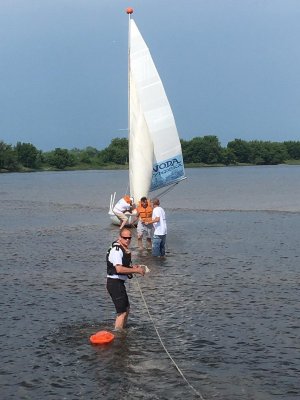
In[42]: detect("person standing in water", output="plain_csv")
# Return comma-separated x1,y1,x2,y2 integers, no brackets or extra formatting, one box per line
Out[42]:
106,228,145,329
133,196,153,250
146,198,167,257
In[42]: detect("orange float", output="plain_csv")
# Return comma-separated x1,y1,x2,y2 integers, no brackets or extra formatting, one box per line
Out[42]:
126,7,134,14
90,330,115,345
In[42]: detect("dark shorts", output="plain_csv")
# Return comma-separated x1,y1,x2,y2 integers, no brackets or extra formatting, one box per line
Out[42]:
106,278,130,314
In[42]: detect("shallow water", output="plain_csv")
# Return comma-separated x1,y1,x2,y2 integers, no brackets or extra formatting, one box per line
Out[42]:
1,167,300,399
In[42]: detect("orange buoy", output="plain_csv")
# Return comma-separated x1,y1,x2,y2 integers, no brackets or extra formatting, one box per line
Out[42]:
90,330,115,345
126,7,134,14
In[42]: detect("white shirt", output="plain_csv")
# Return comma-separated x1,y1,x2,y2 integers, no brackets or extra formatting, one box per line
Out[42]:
113,198,131,214
152,206,167,235
107,244,128,281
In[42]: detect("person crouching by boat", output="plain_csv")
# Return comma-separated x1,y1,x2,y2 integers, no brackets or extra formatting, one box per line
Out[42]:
113,195,134,230
106,228,145,329
133,197,153,250
145,198,167,257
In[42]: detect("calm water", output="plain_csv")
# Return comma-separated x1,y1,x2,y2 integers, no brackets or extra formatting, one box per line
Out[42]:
1,166,300,400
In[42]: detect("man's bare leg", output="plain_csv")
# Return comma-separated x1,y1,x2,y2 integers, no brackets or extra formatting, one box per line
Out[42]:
119,217,128,230
115,308,129,329
137,236,143,249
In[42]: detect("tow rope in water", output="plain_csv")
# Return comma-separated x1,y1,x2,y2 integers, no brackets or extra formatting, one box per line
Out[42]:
134,275,205,400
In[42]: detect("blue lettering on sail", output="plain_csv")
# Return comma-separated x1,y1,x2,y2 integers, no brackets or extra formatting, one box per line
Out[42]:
150,155,185,191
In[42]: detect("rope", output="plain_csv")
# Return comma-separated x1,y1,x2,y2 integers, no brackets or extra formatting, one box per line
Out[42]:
134,276,205,400
154,181,181,199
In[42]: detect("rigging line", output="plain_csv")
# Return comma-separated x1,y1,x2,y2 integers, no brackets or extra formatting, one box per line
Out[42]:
154,182,181,199
133,276,205,400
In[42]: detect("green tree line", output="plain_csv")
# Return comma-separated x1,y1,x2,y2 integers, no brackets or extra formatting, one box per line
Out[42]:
1,136,300,172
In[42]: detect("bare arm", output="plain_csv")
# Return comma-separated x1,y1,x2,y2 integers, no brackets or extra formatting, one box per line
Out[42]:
115,264,145,276
131,211,139,225
145,216,159,225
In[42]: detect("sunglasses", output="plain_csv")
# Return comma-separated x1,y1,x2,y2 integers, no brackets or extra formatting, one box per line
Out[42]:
121,236,132,240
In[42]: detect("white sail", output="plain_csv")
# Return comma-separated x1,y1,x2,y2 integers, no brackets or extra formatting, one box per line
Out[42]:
108,15,185,225
129,19,185,202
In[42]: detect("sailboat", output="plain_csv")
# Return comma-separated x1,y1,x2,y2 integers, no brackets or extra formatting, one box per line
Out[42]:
109,8,186,225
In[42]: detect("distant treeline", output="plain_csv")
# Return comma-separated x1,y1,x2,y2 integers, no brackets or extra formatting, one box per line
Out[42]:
1,136,300,172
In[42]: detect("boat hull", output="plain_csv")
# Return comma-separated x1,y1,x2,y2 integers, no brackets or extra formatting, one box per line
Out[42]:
109,192,137,227
108,211,137,227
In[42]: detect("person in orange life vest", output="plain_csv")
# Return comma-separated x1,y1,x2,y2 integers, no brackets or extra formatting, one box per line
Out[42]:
106,228,145,329
113,195,134,230
132,197,153,249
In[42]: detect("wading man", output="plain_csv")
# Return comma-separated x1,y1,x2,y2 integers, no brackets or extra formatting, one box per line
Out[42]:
133,196,153,250
106,228,145,329
146,198,167,257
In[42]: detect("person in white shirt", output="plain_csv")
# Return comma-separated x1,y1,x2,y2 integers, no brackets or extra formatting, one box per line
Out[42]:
106,228,145,329
113,195,134,230
146,198,167,257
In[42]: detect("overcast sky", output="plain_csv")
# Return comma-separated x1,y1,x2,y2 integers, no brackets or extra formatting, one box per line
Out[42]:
1,0,300,151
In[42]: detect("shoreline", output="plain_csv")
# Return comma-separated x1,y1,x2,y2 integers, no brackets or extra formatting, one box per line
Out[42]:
1,160,300,174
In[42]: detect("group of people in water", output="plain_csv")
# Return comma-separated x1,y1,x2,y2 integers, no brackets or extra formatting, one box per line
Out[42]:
112,195,167,257
106,195,167,329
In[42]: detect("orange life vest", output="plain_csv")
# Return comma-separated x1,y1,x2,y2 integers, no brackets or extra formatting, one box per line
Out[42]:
137,200,152,223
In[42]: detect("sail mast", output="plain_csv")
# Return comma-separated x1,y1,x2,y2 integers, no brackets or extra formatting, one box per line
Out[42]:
126,8,133,198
